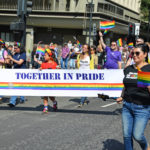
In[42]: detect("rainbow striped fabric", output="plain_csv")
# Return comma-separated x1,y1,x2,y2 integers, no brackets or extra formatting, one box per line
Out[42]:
77,40,81,47
0,39,5,45
104,29,108,35
100,20,115,30
137,71,150,87
36,46,45,55
128,42,134,48
117,38,123,47
45,48,52,56
0,82,123,91
15,42,21,47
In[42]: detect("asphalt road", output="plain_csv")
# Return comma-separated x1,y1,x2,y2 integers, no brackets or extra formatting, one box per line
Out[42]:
0,96,150,150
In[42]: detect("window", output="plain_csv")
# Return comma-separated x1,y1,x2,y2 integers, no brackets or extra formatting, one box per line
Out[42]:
0,32,14,42
97,3,104,12
86,3,94,12
66,0,70,11
75,0,79,7
116,7,123,16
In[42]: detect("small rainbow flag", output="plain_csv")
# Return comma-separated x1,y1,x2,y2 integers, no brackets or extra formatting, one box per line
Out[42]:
128,42,134,48
15,42,21,47
117,38,123,47
104,29,108,35
137,71,150,88
100,20,115,30
45,48,52,56
36,46,45,55
77,40,81,47
0,39,5,45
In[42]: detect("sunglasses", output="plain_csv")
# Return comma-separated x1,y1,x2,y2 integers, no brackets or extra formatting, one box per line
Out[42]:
131,51,140,56
136,40,142,43
111,44,116,46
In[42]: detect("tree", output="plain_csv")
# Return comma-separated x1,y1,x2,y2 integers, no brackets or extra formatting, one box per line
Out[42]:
140,0,150,21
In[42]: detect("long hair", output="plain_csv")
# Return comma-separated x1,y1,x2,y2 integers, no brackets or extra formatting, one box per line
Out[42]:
135,44,149,63
82,44,90,56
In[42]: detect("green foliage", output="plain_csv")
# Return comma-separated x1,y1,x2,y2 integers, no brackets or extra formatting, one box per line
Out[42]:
140,0,150,21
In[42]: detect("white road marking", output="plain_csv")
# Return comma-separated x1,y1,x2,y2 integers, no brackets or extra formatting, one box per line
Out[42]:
101,102,117,108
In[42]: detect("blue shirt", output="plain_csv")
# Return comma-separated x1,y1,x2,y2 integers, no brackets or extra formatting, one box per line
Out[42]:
13,52,26,69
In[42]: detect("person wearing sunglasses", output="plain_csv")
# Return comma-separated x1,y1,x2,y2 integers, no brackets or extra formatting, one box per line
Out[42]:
99,31,122,69
116,44,150,150
125,38,145,68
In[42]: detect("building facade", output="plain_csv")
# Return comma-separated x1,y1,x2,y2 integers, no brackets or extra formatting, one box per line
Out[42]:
0,0,142,50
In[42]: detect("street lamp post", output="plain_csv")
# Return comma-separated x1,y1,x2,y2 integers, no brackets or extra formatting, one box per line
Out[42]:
87,0,93,46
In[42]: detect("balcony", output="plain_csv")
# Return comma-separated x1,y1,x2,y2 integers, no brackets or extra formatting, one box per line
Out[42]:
0,0,52,11
0,0,17,10
97,3,124,19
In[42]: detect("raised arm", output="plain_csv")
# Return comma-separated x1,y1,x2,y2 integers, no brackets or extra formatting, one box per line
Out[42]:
99,31,106,49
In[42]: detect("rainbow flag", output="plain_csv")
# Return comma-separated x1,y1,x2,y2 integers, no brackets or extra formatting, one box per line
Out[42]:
128,42,134,48
45,48,52,56
15,42,21,47
117,38,123,47
36,46,45,55
0,39,5,45
77,40,81,47
137,71,150,88
100,20,115,30
104,29,108,35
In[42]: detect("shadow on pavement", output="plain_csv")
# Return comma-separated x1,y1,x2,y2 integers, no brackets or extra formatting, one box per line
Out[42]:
69,98,81,104
0,105,122,116
102,139,124,150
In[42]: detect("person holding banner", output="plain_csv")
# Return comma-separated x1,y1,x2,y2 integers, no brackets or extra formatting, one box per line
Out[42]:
7,44,26,107
76,44,94,107
99,31,122,69
40,49,58,113
0,39,8,102
116,44,150,150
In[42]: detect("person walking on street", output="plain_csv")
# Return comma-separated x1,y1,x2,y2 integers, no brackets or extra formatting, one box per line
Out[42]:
76,44,94,107
116,44,150,150
7,44,26,107
40,49,58,113
0,40,8,102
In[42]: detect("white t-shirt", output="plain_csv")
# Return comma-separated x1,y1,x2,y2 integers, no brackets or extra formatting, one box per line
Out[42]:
74,47,79,53
79,56,90,70
68,43,72,50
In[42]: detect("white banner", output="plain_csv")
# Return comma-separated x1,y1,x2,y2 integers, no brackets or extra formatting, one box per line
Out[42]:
0,69,124,97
